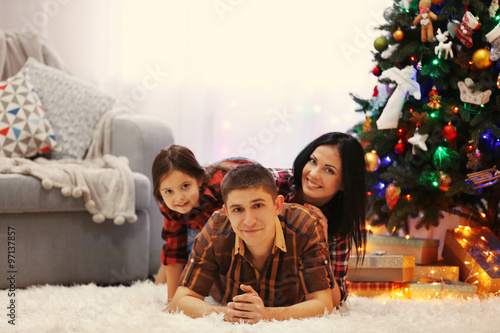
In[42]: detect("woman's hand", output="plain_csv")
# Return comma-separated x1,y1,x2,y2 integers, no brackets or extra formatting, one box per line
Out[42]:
304,203,328,242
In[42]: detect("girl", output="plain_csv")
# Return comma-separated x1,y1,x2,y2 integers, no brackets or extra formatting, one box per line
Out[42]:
151,145,252,304
269,132,367,303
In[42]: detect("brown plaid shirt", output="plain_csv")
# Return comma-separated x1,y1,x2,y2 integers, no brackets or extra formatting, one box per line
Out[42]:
178,203,334,307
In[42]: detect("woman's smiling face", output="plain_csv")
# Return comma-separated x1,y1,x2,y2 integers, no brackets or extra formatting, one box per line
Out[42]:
300,144,343,207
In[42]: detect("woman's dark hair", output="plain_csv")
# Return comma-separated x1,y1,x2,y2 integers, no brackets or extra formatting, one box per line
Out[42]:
151,145,207,205
293,132,367,255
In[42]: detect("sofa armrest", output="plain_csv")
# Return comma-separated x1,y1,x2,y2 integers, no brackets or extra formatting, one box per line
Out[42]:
110,114,174,176
111,113,174,275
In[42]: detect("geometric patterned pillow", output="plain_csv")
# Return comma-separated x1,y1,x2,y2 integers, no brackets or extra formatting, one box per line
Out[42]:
0,70,60,158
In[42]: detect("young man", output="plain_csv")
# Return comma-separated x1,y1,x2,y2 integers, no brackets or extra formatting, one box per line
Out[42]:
171,164,339,323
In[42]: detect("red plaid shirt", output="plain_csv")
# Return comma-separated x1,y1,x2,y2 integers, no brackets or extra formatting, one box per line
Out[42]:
268,167,352,302
160,170,227,265
161,159,253,265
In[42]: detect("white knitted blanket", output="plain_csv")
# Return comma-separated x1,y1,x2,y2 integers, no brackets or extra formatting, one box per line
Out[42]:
0,109,137,225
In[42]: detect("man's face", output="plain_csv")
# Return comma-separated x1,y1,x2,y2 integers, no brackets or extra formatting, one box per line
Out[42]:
223,187,283,253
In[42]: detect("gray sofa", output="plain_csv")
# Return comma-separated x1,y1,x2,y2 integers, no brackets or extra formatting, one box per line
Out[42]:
0,113,174,288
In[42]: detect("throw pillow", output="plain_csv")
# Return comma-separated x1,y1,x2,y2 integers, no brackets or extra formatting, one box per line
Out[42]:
0,70,60,158
21,57,117,160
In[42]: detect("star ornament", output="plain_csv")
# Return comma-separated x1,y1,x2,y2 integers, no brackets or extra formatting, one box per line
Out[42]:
408,129,429,154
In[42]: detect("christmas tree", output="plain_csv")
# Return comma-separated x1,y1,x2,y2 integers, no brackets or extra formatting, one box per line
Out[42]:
350,0,500,235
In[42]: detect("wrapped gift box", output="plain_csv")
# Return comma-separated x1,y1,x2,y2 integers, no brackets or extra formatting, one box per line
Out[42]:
347,254,415,282
441,226,500,294
405,280,477,299
366,234,439,265
347,281,406,297
414,264,459,281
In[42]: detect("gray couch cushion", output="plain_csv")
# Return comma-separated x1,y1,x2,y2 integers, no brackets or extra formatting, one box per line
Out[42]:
0,172,150,213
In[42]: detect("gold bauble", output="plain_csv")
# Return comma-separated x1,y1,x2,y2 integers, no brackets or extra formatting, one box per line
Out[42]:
431,0,446,4
438,172,452,191
365,150,381,172
393,28,404,42
472,49,492,70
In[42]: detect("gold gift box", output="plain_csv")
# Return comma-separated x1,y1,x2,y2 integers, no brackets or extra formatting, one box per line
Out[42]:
405,281,477,299
442,226,500,294
414,265,459,281
347,281,406,297
348,255,415,282
366,234,439,265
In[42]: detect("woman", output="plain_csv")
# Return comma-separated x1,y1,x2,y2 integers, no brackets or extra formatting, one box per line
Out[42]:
269,132,366,303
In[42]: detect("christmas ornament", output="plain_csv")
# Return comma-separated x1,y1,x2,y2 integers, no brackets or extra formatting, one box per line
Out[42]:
395,139,405,154
447,19,460,39
442,122,457,141
472,49,492,70
374,36,389,52
431,0,446,4
409,111,428,125
385,183,401,210
433,146,459,170
438,172,452,191
486,24,500,61
362,117,372,131
467,167,500,189
457,78,492,105
376,66,421,129
489,0,499,18
427,86,441,109
381,44,398,59
456,11,479,48
365,151,381,172
434,29,454,59
401,0,413,10
372,66,382,76
371,83,392,111
451,50,473,69
408,128,429,154
413,0,438,43
393,28,404,41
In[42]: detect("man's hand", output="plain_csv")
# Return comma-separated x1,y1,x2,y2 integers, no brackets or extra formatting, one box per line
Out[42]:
225,284,268,324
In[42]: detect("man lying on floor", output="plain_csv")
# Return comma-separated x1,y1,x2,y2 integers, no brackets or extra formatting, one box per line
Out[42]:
171,164,340,323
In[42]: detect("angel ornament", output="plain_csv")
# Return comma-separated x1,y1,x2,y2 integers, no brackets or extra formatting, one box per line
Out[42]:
376,66,421,130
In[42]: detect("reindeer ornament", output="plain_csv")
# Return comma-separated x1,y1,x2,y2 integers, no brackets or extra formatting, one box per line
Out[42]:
434,28,454,59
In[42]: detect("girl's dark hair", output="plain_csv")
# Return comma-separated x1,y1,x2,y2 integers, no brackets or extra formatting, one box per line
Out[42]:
152,145,207,205
293,132,367,255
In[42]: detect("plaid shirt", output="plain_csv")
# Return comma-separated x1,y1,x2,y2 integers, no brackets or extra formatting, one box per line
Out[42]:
268,167,352,302
160,159,254,265
178,203,334,307
160,170,227,265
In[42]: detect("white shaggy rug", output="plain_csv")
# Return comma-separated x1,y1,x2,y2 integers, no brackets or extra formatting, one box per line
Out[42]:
2,280,500,333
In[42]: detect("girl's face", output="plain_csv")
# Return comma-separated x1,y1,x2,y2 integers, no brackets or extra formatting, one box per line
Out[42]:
300,144,343,207
159,170,203,214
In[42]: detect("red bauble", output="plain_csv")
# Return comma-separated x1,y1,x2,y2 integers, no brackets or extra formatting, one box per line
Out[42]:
442,122,457,141
395,140,405,154
372,66,382,76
